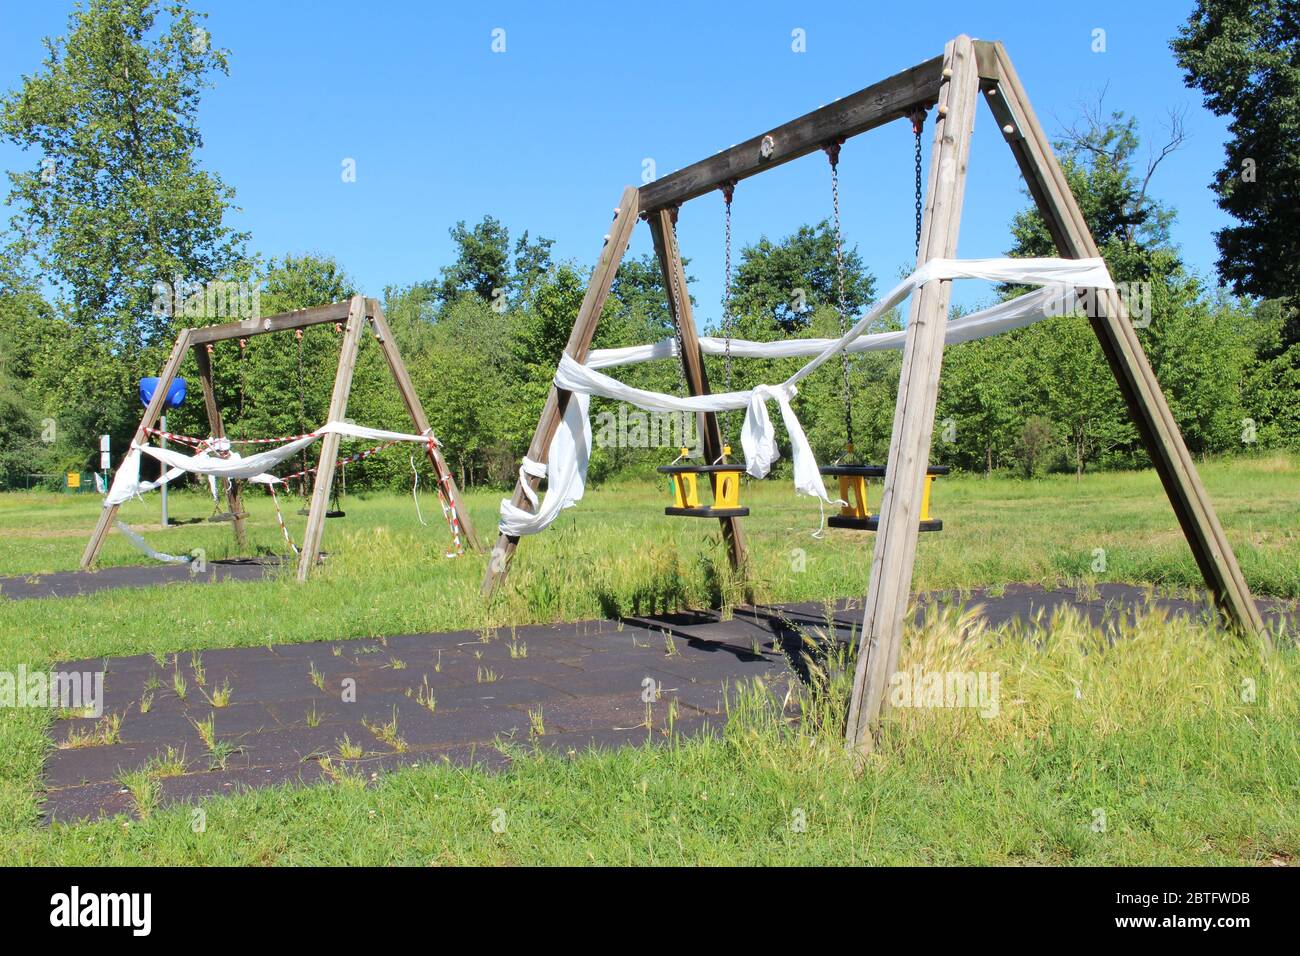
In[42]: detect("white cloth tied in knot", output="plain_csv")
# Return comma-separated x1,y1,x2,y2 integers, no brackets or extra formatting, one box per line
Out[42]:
498,255,1117,537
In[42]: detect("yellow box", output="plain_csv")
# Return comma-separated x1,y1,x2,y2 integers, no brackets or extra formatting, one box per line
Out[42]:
837,474,869,519
670,472,700,508
713,469,742,508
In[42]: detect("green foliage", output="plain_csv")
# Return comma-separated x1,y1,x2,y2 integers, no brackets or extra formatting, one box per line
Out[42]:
1174,0,1300,332
0,0,245,350
435,215,554,307
936,332,1026,475
0,14,1293,496
0,362,40,488
612,252,674,336
731,220,875,333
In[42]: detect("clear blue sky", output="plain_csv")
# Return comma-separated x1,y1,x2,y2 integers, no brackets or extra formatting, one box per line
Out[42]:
0,0,1227,328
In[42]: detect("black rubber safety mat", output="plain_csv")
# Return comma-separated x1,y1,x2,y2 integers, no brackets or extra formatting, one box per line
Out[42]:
40,587,1296,823
0,557,285,600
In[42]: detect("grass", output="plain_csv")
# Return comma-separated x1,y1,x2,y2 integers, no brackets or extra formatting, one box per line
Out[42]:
363,707,408,754
55,714,121,750
0,453,1296,864
8,606,1299,865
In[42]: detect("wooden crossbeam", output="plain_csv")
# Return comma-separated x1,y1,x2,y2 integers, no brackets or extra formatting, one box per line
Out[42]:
638,55,943,213
188,301,353,345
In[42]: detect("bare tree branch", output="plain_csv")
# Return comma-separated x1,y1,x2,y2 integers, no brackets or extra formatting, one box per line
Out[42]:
1127,105,1188,242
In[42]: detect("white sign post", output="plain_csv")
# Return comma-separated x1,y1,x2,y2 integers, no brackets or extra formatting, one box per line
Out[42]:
159,415,169,527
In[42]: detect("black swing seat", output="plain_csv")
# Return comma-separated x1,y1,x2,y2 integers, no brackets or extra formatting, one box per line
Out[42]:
664,506,750,518
827,515,944,532
819,464,951,478
296,507,346,518
656,463,749,475
207,511,247,523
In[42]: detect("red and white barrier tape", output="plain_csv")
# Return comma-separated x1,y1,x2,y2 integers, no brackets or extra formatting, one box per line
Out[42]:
268,485,300,555
139,424,463,558
144,426,315,446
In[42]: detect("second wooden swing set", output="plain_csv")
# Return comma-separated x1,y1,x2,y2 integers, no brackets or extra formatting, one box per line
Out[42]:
486,36,1265,752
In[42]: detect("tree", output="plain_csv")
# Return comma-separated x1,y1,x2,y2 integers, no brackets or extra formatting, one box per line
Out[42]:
436,216,554,306
1174,1,1300,341
0,305,42,487
1008,96,1183,283
937,332,1025,475
437,217,509,304
1030,316,1134,477
612,252,675,336
1015,415,1055,478
219,254,355,445
731,221,874,333
0,0,245,353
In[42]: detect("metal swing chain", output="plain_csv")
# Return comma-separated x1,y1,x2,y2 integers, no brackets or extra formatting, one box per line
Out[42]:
912,110,926,254
666,214,689,394
721,181,735,449
295,329,306,426
826,139,854,456
296,329,309,494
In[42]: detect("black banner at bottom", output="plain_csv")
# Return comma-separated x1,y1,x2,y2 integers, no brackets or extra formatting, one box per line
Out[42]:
0,865,1290,941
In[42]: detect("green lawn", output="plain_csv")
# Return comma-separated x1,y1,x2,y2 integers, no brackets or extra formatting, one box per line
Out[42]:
0,453,1296,864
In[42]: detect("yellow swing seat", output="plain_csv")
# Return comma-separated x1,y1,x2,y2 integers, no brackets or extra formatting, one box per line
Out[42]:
658,447,749,518
819,463,949,531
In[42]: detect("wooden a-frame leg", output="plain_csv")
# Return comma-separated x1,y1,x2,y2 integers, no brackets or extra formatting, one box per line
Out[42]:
481,186,641,598
846,36,982,754
81,329,194,569
979,41,1264,638
648,208,748,578
193,344,246,548
296,296,368,581
367,298,482,552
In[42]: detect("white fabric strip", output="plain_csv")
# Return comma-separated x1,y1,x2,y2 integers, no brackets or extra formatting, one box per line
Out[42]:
500,256,1114,537
114,520,192,564
586,285,1076,368
103,421,437,507
498,394,592,536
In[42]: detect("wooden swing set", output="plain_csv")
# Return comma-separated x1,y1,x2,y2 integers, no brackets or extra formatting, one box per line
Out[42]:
81,295,483,581
483,36,1266,752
